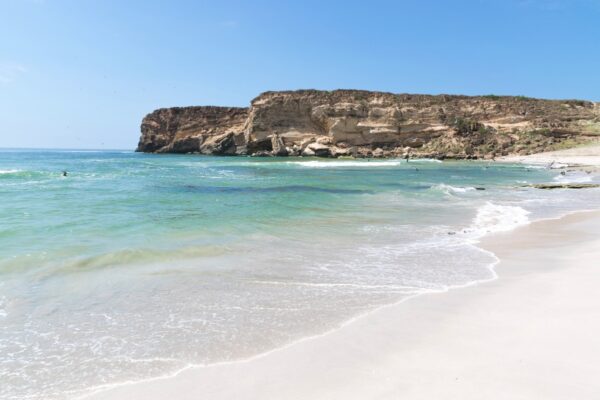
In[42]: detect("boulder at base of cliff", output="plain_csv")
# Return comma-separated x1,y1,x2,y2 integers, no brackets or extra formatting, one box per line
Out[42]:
170,136,202,153
200,132,237,155
301,147,316,156
372,148,384,158
271,134,288,156
307,142,331,157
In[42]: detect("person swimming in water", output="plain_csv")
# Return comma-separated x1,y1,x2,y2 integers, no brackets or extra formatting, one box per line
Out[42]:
62,171,68,177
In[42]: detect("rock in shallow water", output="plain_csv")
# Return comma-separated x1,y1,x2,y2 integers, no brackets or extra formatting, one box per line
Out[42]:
528,183,600,189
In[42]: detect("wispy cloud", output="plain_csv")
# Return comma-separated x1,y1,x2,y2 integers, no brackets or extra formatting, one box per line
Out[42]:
0,63,27,84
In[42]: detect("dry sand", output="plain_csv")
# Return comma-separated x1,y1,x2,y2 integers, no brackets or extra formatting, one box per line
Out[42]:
501,142,600,168
84,210,600,400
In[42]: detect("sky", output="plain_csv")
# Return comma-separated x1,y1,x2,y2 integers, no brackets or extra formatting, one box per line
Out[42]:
1,0,599,149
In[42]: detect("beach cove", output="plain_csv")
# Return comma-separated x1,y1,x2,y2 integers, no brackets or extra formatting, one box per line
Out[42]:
1,149,599,399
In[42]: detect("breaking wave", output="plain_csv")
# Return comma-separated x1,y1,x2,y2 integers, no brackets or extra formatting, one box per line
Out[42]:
470,202,531,237
285,160,404,168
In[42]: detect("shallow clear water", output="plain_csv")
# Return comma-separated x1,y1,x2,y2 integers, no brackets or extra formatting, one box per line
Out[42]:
1,150,599,399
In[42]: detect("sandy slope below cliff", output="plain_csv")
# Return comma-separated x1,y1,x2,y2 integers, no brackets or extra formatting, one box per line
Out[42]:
501,142,600,167
84,211,600,400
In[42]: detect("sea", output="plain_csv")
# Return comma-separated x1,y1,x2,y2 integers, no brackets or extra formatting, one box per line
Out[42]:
1,149,599,400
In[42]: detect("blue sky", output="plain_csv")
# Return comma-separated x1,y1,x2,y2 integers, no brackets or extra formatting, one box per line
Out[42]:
1,0,599,149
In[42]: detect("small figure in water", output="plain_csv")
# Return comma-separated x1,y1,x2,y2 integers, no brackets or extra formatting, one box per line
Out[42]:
62,171,68,177
405,153,410,163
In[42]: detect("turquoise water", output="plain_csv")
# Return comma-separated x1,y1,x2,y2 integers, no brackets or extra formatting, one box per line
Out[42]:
1,150,599,399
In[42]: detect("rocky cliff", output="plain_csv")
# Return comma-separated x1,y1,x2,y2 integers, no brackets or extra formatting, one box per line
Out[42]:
137,90,600,158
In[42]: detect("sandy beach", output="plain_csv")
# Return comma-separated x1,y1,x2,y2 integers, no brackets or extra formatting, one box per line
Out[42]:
5,3,600,399
84,206,600,400
501,142,600,168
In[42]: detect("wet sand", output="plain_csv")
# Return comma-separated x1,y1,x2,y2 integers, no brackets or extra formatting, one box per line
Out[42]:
84,210,600,400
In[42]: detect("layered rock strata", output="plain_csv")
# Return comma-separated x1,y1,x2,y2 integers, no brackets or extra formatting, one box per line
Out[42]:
137,90,600,158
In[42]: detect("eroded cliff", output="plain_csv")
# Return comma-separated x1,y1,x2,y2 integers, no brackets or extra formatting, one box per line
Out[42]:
137,90,600,158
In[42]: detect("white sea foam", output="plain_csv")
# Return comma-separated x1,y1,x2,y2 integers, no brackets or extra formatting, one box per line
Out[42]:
0,295,7,318
250,280,418,290
410,158,443,163
523,164,547,169
433,183,476,195
0,169,20,174
470,202,530,236
285,160,403,168
523,161,569,169
549,162,569,169
553,172,593,183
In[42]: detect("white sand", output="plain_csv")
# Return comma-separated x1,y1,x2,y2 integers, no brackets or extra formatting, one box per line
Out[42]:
500,142,600,167
84,211,600,400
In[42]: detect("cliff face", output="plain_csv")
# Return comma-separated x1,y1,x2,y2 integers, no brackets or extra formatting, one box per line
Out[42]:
137,90,600,158
137,106,248,154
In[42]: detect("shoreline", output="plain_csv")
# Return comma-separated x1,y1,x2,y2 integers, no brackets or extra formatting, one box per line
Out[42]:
499,142,600,170
83,208,600,400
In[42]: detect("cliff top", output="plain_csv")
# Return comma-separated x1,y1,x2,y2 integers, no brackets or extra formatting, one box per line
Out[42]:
251,89,598,108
